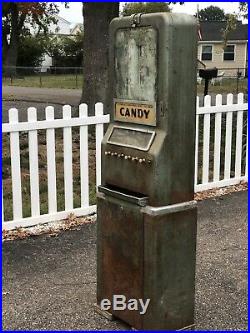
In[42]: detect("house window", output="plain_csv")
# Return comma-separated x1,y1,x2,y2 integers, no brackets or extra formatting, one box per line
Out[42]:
224,45,235,61
201,45,212,61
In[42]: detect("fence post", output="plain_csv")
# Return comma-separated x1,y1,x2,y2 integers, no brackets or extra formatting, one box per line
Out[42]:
213,94,222,182
9,108,23,220
95,103,104,188
79,104,89,207
235,93,244,178
46,106,57,214
75,67,78,89
28,107,40,216
194,96,199,186
202,95,211,184
236,68,240,94
39,68,42,88
224,94,233,180
63,105,73,211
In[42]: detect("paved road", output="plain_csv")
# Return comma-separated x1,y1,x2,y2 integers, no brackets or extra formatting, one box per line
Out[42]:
2,191,248,330
2,86,248,123
2,86,82,105
2,101,79,123
2,87,82,123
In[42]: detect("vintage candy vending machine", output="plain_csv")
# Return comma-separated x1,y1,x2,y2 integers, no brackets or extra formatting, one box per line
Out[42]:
96,13,198,331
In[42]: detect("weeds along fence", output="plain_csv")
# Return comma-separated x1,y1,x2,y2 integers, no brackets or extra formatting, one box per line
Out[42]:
2,93,248,230
2,66,248,94
197,67,247,95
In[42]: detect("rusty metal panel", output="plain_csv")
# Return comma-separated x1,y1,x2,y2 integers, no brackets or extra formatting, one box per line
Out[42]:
142,207,197,330
97,194,144,329
115,27,157,102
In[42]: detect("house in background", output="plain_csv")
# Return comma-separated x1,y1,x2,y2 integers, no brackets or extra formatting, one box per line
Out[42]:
198,21,248,77
37,15,83,70
70,23,83,35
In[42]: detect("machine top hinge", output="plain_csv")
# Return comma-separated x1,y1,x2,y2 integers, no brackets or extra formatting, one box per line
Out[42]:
131,13,143,28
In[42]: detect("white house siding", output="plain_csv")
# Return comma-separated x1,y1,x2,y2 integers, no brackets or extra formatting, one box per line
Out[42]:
47,16,71,35
38,16,73,69
40,54,53,72
198,42,247,77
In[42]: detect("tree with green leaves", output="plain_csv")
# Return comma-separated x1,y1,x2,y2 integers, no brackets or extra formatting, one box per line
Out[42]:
46,32,84,68
239,2,248,19
2,2,64,76
222,2,248,48
198,5,226,21
17,35,47,68
121,2,171,16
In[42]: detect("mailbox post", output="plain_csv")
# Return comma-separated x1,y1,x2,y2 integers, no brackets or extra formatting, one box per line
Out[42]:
96,13,198,330
199,67,218,96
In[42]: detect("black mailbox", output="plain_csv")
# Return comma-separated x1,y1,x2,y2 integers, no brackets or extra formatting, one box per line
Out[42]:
199,67,218,79
199,67,218,96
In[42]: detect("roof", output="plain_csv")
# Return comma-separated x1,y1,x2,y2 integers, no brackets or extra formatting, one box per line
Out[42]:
70,23,83,34
199,21,248,41
54,14,71,25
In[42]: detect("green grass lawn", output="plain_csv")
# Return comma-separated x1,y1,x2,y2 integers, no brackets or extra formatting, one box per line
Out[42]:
2,74,248,94
2,74,83,89
197,78,248,95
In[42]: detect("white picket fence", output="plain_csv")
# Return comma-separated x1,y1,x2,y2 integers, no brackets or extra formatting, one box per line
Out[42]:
2,93,248,230
2,103,109,230
195,93,248,191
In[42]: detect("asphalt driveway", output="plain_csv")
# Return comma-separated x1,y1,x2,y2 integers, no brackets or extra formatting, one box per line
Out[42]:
2,191,248,330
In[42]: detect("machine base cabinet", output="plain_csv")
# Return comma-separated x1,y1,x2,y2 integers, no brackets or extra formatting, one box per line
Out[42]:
97,191,197,331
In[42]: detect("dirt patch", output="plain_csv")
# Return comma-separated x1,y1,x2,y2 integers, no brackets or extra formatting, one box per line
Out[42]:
195,181,248,201
3,182,247,242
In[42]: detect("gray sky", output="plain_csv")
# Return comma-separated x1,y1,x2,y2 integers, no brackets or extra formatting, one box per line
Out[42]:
58,2,244,24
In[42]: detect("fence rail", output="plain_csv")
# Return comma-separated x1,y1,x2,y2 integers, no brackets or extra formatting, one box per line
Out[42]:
2,93,248,230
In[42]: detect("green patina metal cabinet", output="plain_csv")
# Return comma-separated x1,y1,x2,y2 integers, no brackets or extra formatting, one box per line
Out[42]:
96,13,198,330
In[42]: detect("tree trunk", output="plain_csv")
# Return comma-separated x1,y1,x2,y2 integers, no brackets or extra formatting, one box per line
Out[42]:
3,43,18,77
3,3,19,77
80,2,119,115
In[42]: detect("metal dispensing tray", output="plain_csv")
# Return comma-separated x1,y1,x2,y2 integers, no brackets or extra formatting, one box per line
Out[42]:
107,125,155,151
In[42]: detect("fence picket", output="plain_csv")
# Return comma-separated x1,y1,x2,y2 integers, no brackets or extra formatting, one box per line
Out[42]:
194,97,199,185
63,105,73,210
235,94,244,178
46,106,57,213
9,108,23,220
28,107,40,216
245,119,248,178
2,190,4,223
202,95,211,184
213,94,222,182
224,94,233,179
95,103,104,188
79,104,89,207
